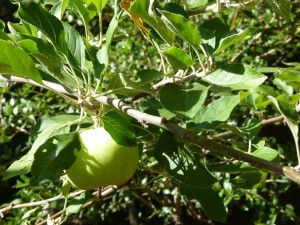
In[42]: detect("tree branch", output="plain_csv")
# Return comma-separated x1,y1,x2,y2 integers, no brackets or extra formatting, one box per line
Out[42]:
0,190,85,217
1,76,300,184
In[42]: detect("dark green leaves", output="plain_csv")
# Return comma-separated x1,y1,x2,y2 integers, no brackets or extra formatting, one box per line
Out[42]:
31,132,80,185
163,46,193,70
232,170,268,189
213,28,255,55
154,131,227,222
18,1,85,76
180,185,227,222
101,111,136,147
3,114,91,180
159,83,208,119
18,1,66,50
154,132,215,188
265,0,291,21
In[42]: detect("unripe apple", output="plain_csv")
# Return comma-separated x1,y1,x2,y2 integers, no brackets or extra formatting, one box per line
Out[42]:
66,127,139,190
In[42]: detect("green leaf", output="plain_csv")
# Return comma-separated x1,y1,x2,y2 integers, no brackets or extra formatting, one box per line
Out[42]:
252,147,279,162
194,95,240,123
18,1,67,51
130,0,175,45
3,115,89,180
50,0,69,19
159,83,208,119
18,1,83,79
159,9,201,47
154,131,215,188
101,111,136,147
84,0,109,12
0,19,5,31
199,28,216,55
200,16,230,41
232,170,268,189
106,73,152,96
180,185,227,222
207,162,256,173
213,27,254,55
203,64,267,90
265,0,291,21
136,69,164,84
7,22,29,35
96,15,118,75
0,40,42,83
31,132,80,185
66,192,97,216
273,78,294,95
68,0,97,31
14,34,77,87
163,3,188,19
240,119,263,140
184,0,215,8
163,46,193,70
268,96,299,160
62,23,85,68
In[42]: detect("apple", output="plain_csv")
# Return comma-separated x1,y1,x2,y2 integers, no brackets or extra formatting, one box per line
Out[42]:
66,127,139,190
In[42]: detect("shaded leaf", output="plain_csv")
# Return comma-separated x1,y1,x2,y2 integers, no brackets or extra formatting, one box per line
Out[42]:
159,83,208,119
241,119,262,140
268,96,299,160
232,170,268,189
180,185,227,222
96,15,118,75
3,115,89,180
154,131,215,188
101,111,136,147
18,1,67,51
163,46,193,70
214,28,254,55
184,0,215,8
31,132,80,185
265,0,291,21
136,69,164,84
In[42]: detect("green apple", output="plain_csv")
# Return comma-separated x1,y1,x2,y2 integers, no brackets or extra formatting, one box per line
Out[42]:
66,127,139,190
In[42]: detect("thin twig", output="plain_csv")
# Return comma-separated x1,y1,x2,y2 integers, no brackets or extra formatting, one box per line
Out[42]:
212,107,300,140
0,190,85,215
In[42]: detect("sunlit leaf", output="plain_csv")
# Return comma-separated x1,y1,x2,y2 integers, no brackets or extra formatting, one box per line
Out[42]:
203,64,267,90
0,40,42,83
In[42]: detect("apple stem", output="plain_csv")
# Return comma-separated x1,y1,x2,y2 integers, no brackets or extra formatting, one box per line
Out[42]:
92,116,101,129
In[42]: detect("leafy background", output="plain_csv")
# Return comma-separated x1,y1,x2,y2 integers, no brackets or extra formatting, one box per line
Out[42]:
0,0,300,224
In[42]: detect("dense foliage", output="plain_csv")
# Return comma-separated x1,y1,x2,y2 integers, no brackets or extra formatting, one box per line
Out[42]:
0,0,300,224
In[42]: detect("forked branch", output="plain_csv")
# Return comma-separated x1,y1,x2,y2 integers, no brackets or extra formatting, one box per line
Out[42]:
1,75,300,184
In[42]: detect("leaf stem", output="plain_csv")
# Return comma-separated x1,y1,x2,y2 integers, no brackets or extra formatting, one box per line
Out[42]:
192,46,206,75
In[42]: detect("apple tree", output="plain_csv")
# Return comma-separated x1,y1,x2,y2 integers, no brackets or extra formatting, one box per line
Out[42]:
0,0,300,224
